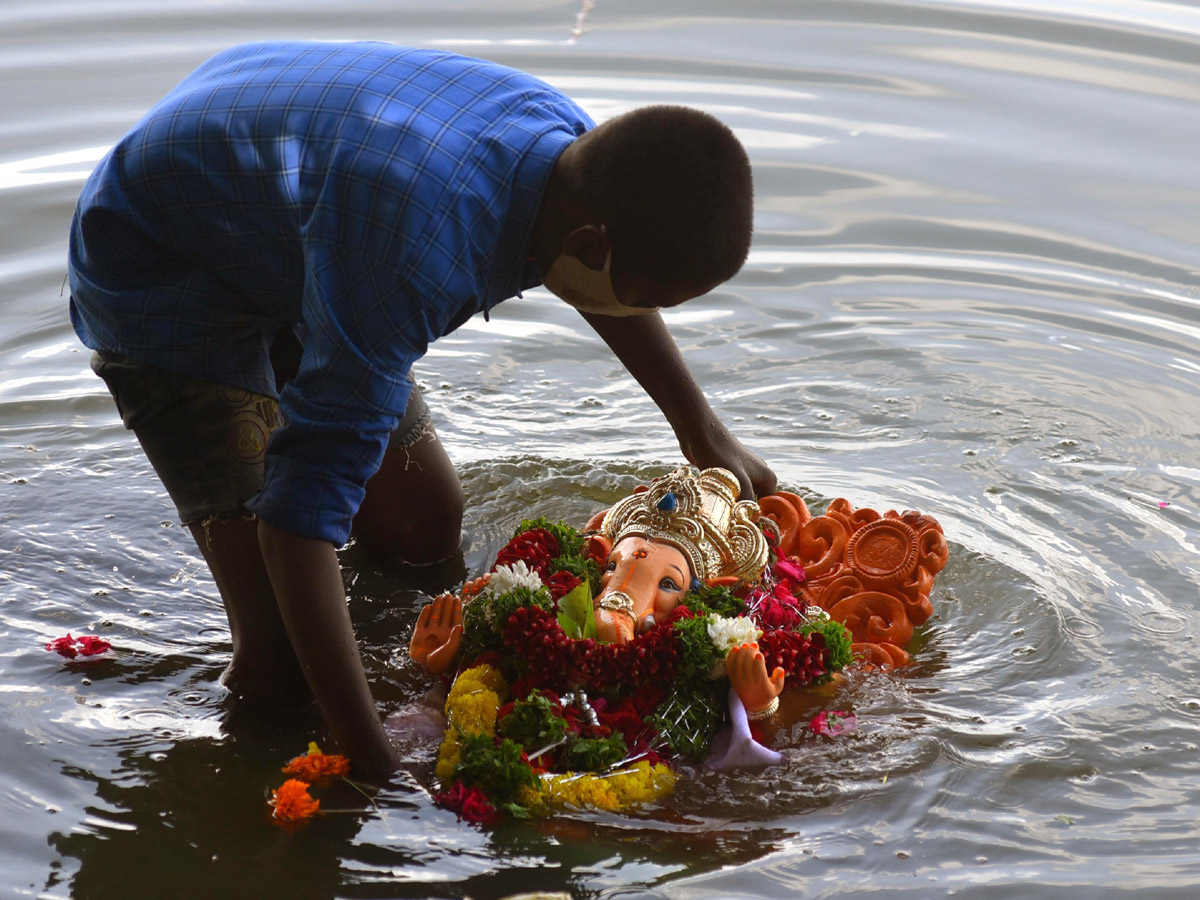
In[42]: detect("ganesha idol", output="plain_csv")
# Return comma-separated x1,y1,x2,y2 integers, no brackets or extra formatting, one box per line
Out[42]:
408,466,948,824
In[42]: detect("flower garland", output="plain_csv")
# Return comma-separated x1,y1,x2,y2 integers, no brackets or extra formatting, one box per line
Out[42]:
432,516,854,823
434,663,675,823
434,663,509,782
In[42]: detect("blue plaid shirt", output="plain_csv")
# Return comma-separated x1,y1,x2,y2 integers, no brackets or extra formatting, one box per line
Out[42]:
69,41,593,544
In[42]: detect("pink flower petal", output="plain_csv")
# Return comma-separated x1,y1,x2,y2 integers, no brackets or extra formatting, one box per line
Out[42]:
810,710,858,737
774,558,806,584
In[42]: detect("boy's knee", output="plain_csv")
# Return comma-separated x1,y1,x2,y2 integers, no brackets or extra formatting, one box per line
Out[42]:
355,503,463,564
412,497,465,564
353,438,464,564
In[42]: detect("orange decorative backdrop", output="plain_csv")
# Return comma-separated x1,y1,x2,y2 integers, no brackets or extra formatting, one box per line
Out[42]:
757,492,948,668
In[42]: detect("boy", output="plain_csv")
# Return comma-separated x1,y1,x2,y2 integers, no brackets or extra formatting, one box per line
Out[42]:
69,40,776,771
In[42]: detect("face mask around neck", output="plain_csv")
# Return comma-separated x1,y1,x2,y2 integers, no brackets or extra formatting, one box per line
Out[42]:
541,230,658,317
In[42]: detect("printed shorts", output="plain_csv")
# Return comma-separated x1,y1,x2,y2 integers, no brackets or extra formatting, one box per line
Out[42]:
90,350,430,526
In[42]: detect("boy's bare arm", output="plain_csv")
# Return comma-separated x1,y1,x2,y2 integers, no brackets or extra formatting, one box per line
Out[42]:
257,519,400,772
581,310,777,499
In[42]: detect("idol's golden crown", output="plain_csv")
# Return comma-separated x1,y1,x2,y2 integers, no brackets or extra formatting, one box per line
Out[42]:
601,467,769,585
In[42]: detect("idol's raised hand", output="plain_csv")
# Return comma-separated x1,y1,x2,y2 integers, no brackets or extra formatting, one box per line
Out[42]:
409,593,463,675
724,642,786,717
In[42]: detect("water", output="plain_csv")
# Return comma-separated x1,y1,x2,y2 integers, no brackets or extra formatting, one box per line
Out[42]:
3,1,1199,897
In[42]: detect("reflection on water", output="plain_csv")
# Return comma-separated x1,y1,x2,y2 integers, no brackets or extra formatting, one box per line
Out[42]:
3,1,1200,897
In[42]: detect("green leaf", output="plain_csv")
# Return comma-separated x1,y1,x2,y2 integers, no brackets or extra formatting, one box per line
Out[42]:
556,580,595,640
645,679,727,762
562,732,628,771
498,692,568,749
683,584,744,617
671,613,722,683
799,617,853,674
455,734,538,805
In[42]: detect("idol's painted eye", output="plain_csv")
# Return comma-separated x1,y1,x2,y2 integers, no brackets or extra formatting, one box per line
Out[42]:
604,559,618,573
659,577,681,592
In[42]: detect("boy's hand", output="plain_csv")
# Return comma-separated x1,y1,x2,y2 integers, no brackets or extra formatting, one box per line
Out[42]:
725,641,786,715
409,593,463,674
679,426,777,500
580,310,777,500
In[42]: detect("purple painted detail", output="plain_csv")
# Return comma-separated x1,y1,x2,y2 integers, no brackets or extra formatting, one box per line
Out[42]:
704,686,783,770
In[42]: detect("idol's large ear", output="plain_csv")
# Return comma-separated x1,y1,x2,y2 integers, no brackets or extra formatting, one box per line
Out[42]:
584,534,613,567
584,508,608,532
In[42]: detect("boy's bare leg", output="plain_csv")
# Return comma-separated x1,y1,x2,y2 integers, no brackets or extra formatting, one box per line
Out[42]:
352,423,464,564
187,514,312,709
185,417,460,719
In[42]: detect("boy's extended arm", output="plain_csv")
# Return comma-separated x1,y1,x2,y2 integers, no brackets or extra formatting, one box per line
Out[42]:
257,519,400,772
581,310,777,499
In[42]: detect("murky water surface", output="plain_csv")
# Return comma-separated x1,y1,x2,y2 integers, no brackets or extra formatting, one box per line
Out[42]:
3,1,1200,897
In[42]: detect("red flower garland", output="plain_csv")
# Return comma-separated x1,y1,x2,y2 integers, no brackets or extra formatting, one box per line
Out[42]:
493,528,559,579
435,782,501,825
501,601,829,697
502,605,694,693
757,629,828,683
502,606,581,689
544,570,582,601
576,607,688,691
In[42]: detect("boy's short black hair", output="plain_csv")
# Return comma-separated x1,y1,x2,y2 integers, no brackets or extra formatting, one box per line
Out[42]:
574,105,753,291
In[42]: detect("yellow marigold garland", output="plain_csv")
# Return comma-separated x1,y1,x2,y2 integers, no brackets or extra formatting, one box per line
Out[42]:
520,759,675,813
435,663,509,781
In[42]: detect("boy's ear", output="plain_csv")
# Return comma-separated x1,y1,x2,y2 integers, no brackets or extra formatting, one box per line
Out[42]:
561,224,609,270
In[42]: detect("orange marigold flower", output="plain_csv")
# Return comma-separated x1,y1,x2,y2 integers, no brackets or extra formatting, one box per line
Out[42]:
270,778,320,823
461,574,491,602
282,749,351,782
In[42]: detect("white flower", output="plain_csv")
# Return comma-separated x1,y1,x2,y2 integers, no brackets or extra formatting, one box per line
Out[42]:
706,614,763,654
483,561,544,598
478,561,547,627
